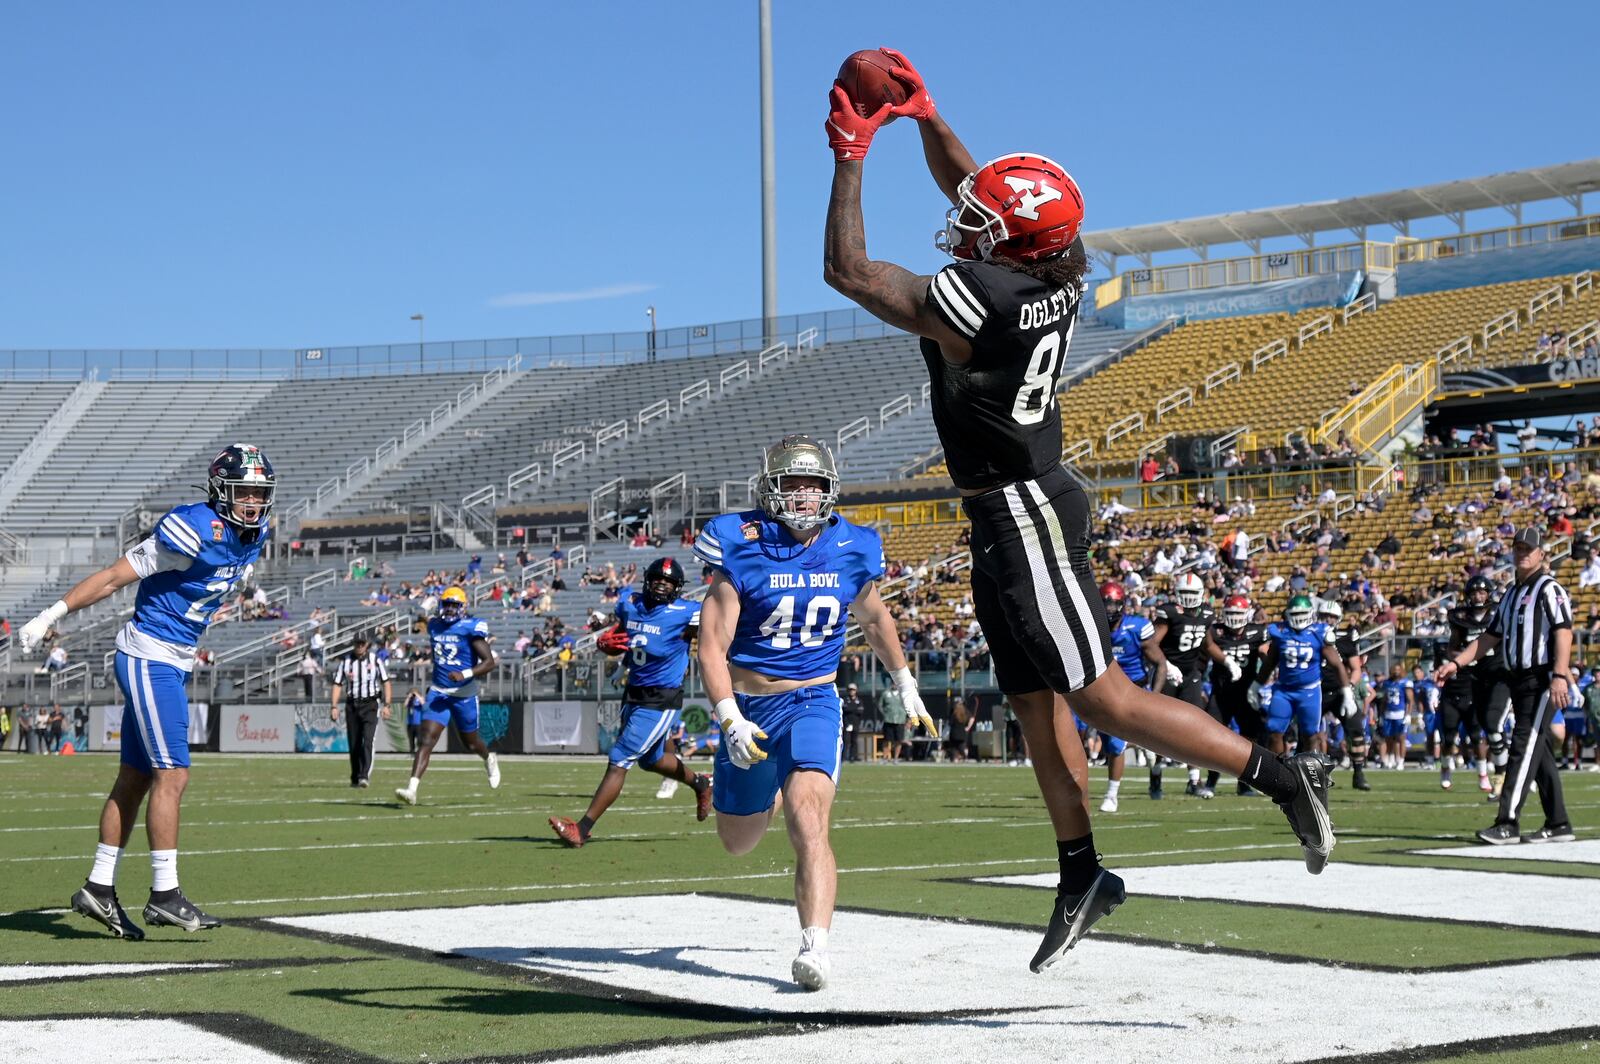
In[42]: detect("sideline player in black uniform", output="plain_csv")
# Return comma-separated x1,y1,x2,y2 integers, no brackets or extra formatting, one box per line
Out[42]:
1438,576,1505,795
821,48,1334,972
1318,600,1370,791
1210,594,1268,796
1149,572,1239,799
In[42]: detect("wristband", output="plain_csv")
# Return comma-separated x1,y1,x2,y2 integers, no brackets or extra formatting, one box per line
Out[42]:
889,666,917,693
715,697,743,728
42,600,68,625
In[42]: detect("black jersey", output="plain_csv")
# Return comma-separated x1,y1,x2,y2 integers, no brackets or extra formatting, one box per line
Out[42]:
922,258,1085,491
1154,603,1215,671
1322,625,1360,694
1212,623,1266,688
1446,605,1498,669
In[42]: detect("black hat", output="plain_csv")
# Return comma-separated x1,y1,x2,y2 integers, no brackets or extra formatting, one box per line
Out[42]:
1512,527,1543,550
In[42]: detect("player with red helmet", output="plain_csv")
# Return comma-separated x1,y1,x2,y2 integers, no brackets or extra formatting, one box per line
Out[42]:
1208,595,1269,796
822,49,1335,972
1088,582,1168,812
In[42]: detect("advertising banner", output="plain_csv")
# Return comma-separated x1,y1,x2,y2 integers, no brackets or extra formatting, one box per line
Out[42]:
219,704,296,752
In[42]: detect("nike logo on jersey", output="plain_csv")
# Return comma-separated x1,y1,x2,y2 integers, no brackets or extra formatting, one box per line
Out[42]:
827,121,856,142
836,539,852,546
983,543,996,554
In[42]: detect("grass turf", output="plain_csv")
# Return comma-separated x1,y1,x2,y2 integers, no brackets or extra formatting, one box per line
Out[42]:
2,751,1597,1062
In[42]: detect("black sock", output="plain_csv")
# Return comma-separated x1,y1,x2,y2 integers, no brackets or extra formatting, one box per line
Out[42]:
149,887,180,902
1240,746,1300,803
692,773,709,793
576,816,595,838
1205,770,1220,789
1057,833,1100,896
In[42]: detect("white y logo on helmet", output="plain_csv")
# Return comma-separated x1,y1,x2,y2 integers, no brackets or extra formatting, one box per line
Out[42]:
1002,176,1062,221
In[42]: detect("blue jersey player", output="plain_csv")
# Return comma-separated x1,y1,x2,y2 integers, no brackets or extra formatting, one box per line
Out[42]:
1088,582,1167,813
1254,595,1352,757
549,557,712,846
395,586,501,805
1378,663,1415,769
695,435,935,991
17,445,274,939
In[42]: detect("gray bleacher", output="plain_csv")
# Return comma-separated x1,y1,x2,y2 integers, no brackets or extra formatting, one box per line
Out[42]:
131,371,488,517
0,382,79,470
1,381,277,536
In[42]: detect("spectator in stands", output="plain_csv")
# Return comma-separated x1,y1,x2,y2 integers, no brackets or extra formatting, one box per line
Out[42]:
298,650,322,701
309,626,326,667
1318,483,1338,507
1580,553,1600,590
1518,421,1537,452
550,544,566,571
348,556,369,581
1139,455,1159,483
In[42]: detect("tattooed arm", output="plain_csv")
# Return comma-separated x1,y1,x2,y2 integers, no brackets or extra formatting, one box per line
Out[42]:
823,161,971,362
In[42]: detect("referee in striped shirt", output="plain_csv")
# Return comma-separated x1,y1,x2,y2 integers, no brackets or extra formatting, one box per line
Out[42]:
1435,527,1575,844
330,632,391,789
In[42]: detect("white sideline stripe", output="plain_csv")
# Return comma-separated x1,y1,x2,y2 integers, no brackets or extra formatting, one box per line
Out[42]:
208,840,1364,908
0,1018,296,1064
0,962,223,983
977,860,1599,934
1414,838,1600,864
271,896,1600,1063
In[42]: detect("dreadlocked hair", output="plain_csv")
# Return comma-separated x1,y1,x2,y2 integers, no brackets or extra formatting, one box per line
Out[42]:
993,236,1090,292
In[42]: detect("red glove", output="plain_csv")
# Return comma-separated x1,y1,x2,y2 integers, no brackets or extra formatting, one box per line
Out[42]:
880,48,936,122
826,84,890,162
597,627,631,656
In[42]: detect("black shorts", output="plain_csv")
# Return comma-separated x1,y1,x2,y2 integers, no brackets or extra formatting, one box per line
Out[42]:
1165,667,1208,709
964,466,1114,696
881,721,904,747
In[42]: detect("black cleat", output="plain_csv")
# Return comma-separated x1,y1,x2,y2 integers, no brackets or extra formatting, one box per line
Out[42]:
1522,823,1576,844
1276,753,1334,874
1236,782,1259,798
1475,822,1520,846
1352,767,1371,791
1148,785,1164,801
1184,780,1199,797
70,885,145,941
1029,868,1126,973
143,890,223,931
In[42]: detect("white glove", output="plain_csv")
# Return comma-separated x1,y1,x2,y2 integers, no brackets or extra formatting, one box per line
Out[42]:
1341,685,1357,716
19,600,68,654
241,563,255,586
716,698,767,770
1223,658,1242,684
1248,682,1264,710
1165,660,1184,689
892,666,937,734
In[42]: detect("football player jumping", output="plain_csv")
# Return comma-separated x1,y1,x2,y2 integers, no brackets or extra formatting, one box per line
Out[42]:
695,434,935,991
395,586,501,805
549,556,712,846
821,49,1337,972
17,445,275,938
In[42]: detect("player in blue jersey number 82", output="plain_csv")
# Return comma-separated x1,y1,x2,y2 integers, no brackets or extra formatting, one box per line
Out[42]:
17,445,274,938
548,557,713,846
695,435,936,991
394,586,502,805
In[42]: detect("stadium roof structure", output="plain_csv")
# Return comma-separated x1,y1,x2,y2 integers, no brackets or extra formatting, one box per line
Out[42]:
1082,159,1600,268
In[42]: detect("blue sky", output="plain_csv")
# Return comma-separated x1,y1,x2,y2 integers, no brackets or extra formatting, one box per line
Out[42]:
2,1,1596,349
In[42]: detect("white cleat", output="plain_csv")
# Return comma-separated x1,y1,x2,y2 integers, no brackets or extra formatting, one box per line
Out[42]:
793,928,832,992
395,787,418,806
1099,793,1119,813
655,777,680,799
1441,774,1453,790
485,753,501,789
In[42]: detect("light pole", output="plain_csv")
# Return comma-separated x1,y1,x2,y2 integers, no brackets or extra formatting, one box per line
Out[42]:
645,305,657,363
410,313,424,373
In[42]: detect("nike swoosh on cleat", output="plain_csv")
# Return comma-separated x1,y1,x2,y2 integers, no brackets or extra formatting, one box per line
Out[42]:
827,121,856,142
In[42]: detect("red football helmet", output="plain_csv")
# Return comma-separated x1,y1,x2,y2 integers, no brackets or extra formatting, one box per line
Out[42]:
1100,581,1126,620
1222,594,1252,630
937,153,1085,263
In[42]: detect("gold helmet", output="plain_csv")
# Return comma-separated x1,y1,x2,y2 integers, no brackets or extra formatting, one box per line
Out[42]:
757,434,840,531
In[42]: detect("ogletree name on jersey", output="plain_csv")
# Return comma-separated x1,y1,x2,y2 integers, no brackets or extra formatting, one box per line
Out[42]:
1018,288,1077,331
770,572,842,589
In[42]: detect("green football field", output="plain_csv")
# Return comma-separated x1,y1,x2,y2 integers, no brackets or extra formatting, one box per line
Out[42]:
3,751,1599,1063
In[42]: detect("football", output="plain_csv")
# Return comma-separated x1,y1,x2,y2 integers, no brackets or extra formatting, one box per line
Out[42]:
835,49,908,120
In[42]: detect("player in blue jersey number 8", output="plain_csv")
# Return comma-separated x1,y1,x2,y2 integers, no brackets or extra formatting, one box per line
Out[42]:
17,445,274,938
695,435,935,991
